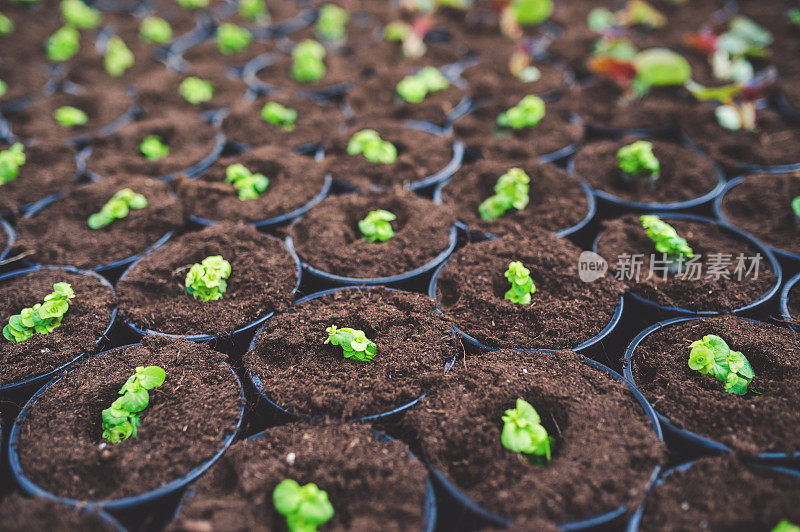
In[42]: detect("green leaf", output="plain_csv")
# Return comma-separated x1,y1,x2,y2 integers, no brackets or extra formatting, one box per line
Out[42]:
140,16,172,44
273,479,303,515
116,389,150,412
633,48,691,88
217,23,252,55
46,26,80,62
511,0,553,26
137,365,166,390
179,77,214,105
104,36,134,77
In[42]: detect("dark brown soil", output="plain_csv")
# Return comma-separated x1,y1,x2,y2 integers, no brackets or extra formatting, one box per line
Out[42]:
87,109,220,178
572,138,720,205
403,349,664,524
440,158,589,236
779,76,800,112
169,422,429,532
289,188,455,278
681,106,800,171
117,223,296,337
0,143,78,215
15,337,244,501
176,144,328,224
629,315,800,454
595,215,779,312
180,38,278,69
461,57,570,102
0,267,115,387
720,172,800,256
221,92,347,148
324,120,456,190
436,230,623,349
14,175,184,269
349,31,466,75
639,455,800,531
244,287,458,419
0,494,120,532
0,62,50,108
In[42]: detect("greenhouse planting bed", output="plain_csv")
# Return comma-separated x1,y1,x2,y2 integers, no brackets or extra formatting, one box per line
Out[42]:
0,0,799,531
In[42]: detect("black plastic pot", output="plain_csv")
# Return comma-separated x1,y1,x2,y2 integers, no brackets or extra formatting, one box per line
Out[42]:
780,272,799,332
7,345,246,512
680,129,800,176
247,285,457,423
626,460,800,532
427,350,663,531
592,213,783,319
1,218,14,263
624,316,800,461
774,91,800,125
0,265,117,400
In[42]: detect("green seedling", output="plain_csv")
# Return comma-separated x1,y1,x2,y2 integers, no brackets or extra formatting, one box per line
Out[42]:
359,209,396,242
396,66,450,103
47,26,80,62
53,106,88,127
587,0,666,32
790,8,800,26
384,19,427,58
139,135,169,161
510,0,553,26
324,325,377,362
225,163,269,200
0,143,26,185
772,521,800,532
101,366,166,443
140,17,173,44
185,256,232,302
640,215,693,260
261,102,298,131
497,95,546,130
631,48,691,95
177,0,209,9
504,261,536,305
0,79,6,97
104,36,134,77
688,334,754,395
501,398,552,464
88,188,148,229
3,283,75,343
60,0,100,29
316,3,349,41
347,129,397,164
478,167,530,221
291,39,326,83
273,479,335,532
792,196,800,230
0,13,14,36
617,140,660,182
239,0,269,24
217,23,252,55
179,77,214,104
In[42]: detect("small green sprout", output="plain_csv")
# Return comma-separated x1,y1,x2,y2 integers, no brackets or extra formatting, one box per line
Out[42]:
53,106,88,127
0,79,6,97
324,325,377,362
273,479,335,532
104,36,134,77
185,256,232,302
0,13,14,36
501,398,552,464
3,283,75,343
617,140,660,182
640,215,694,260
47,26,80,62
790,8,800,26
88,188,148,229
177,0,209,9
510,0,553,26
478,168,530,221
504,261,536,305
101,366,166,443
225,163,269,200
261,102,297,131
140,16,173,44
346,129,397,164
139,135,169,161
239,0,269,24
396,66,450,104
291,39,326,83
772,521,800,532
0,143,26,185
359,209,396,242
60,0,100,29
316,3,349,41
216,23,252,55
179,77,214,105
384,20,426,58
793,196,800,222
496,95,546,130
688,334,754,395
631,48,691,95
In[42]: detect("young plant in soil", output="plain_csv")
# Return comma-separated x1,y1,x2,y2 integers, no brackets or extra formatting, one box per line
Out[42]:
140,16,172,45
396,66,450,104
685,68,777,132
47,26,80,62
688,334,755,395
505,261,536,305
359,209,396,242
273,479,335,532
217,23,252,55
588,0,666,33
239,0,269,24
590,45,691,97
497,0,554,39
0,143,25,185
496,95,546,130
185,256,232,302
101,365,166,443
225,163,269,200
773,521,800,532
617,140,659,185
179,77,214,105
0,13,13,36
347,130,397,164
178,0,210,10
501,398,552,464
60,0,101,29
316,3,349,42
54,105,89,127
324,325,377,362
104,36,134,77
793,196,800,230
261,101,297,131
88,188,148,229
3,282,75,343
291,39,327,83
139,135,170,161
640,215,694,264
384,16,433,59
478,167,530,221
